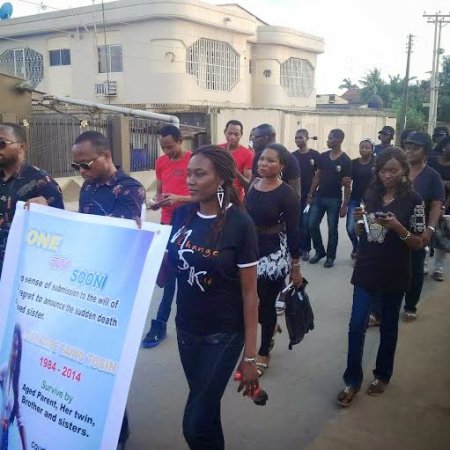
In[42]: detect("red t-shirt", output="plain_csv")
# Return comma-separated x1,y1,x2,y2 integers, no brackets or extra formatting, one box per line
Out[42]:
218,144,254,199
155,151,191,224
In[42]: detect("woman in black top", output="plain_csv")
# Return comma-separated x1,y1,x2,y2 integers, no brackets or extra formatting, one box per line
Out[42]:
346,138,375,259
168,146,259,449
337,147,425,407
245,143,303,375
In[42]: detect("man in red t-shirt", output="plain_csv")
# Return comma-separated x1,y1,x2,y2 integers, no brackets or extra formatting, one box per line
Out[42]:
218,120,253,199
142,125,191,348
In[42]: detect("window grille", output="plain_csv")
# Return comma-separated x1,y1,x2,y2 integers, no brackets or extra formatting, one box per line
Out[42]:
186,38,239,91
0,47,44,87
49,49,71,66
280,58,314,98
98,45,123,73
94,80,117,96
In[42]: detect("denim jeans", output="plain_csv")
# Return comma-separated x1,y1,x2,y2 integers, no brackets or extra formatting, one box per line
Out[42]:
299,195,313,252
177,328,244,450
344,286,403,389
156,271,177,324
404,248,427,313
346,199,360,252
309,195,341,260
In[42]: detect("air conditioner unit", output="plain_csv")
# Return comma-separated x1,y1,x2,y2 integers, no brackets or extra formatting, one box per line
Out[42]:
95,81,117,96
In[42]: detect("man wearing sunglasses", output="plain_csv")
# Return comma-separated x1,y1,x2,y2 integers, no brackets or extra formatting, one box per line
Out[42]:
73,131,145,219
72,130,145,448
0,122,64,277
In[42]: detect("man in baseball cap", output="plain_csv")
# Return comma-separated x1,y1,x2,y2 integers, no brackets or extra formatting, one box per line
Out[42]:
374,125,395,156
430,126,449,158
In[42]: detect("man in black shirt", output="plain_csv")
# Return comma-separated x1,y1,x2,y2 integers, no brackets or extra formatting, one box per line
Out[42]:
292,128,320,261
429,126,449,159
251,123,301,195
374,126,395,156
307,129,352,268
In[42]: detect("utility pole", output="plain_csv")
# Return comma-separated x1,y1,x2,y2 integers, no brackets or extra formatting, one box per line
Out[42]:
423,12,450,135
400,34,414,132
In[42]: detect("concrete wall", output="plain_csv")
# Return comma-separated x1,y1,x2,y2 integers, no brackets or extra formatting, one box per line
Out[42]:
0,73,32,121
211,109,397,159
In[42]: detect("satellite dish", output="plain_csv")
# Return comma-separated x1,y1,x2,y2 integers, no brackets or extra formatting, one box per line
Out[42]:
0,2,13,20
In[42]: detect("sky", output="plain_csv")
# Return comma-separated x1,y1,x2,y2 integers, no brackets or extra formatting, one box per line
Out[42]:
6,0,450,94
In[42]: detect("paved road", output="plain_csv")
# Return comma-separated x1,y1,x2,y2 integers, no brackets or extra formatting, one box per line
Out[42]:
125,216,450,450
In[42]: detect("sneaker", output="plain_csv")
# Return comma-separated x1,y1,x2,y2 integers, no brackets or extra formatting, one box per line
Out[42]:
402,311,417,322
337,385,360,407
323,258,334,268
366,378,387,396
309,251,326,264
424,261,429,275
275,300,285,315
432,270,444,282
368,314,380,327
301,250,310,262
142,319,167,348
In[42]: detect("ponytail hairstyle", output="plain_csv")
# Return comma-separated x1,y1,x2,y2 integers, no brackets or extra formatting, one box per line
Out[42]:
365,146,413,210
184,145,241,239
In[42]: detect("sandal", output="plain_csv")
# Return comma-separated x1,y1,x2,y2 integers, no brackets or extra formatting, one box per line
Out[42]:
337,386,359,407
256,355,270,377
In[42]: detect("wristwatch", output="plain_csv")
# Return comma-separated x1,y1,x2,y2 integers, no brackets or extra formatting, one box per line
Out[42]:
242,357,257,365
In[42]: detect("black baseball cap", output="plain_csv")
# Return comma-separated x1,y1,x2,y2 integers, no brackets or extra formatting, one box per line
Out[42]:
378,126,395,136
432,126,449,137
404,131,433,150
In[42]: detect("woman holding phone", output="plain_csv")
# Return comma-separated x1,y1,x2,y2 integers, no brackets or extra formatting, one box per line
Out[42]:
337,147,425,407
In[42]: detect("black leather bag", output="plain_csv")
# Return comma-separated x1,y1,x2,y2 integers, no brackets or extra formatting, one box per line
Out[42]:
284,279,314,350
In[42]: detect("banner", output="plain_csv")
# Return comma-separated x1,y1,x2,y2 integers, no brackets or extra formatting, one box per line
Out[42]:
0,203,171,450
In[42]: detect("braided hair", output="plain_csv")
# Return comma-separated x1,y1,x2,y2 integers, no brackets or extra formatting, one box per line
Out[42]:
184,145,241,240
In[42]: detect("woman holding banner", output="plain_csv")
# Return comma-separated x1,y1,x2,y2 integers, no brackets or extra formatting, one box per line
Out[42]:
168,146,259,450
0,324,27,450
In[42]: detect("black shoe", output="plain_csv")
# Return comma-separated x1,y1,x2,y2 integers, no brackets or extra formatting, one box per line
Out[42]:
301,250,310,261
309,251,326,264
142,319,167,348
323,258,334,268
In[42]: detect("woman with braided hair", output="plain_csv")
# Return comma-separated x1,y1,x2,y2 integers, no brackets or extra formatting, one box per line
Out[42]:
167,145,259,449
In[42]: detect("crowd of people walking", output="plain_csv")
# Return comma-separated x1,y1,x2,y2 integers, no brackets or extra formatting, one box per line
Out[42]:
0,118,448,449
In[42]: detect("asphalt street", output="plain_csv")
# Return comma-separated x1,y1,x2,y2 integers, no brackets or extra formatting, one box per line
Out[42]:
125,214,450,450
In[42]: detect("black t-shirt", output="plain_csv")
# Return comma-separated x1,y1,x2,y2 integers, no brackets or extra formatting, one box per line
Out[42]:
292,149,320,199
350,158,375,202
317,150,352,199
245,182,300,259
412,165,445,220
428,157,450,203
252,149,300,184
352,191,425,293
168,204,259,335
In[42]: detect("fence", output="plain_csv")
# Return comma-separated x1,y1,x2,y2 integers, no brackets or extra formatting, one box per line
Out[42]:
27,112,165,178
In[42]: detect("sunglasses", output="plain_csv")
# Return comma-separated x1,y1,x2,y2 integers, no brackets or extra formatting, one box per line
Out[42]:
0,138,21,150
70,154,102,171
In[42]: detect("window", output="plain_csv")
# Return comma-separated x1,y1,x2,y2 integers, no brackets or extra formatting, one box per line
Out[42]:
0,47,44,87
186,38,239,91
98,45,123,73
280,58,314,98
49,49,71,66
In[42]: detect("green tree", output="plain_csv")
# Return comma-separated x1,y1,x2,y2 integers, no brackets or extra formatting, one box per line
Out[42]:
438,55,450,122
338,78,358,90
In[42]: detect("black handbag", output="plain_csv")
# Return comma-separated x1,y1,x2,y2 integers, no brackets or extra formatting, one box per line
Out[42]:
284,279,314,350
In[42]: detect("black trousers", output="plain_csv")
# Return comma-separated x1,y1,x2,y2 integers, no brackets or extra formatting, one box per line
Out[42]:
257,277,285,356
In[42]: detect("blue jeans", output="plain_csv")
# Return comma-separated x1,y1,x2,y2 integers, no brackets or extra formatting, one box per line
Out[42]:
177,328,244,450
299,195,312,252
156,272,176,323
309,195,341,260
346,199,360,252
404,248,427,313
344,286,403,389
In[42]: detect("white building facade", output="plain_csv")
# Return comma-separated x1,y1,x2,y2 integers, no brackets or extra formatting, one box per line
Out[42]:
0,0,324,109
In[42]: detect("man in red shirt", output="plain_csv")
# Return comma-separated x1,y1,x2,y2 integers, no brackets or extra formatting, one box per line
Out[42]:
142,125,191,348
218,120,253,199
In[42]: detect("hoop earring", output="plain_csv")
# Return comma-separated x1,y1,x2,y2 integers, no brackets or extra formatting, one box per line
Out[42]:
279,170,283,180
217,185,224,209
402,175,407,183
